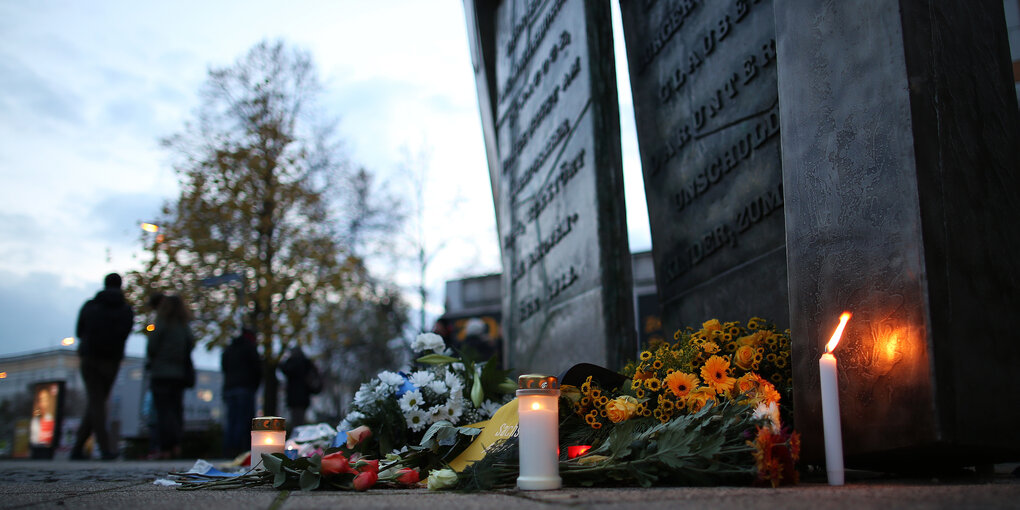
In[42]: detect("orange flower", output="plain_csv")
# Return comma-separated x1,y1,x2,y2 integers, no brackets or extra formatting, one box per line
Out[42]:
701,355,736,394
700,319,723,336
346,425,373,449
664,371,699,399
703,341,720,354
686,386,716,412
734,373,761,397
749,426,801,487
733,345,756,371
605,395,640,423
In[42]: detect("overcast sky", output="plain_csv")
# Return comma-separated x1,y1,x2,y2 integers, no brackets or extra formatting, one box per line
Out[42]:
0,0,649,368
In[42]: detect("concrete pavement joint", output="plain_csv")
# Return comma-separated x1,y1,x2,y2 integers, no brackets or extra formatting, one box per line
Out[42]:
267,489,290,510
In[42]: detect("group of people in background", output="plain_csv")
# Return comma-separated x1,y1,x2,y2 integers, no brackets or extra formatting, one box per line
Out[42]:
71,273,502,461
71,272,321,460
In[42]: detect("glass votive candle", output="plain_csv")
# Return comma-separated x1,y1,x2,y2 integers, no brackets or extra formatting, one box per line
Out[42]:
517,374,561,490
251,416,286,469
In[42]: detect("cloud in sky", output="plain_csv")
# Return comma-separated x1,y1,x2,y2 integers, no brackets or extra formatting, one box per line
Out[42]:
0,0,651,360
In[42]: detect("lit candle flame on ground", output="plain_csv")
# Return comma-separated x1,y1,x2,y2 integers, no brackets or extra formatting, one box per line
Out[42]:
825,312,852,353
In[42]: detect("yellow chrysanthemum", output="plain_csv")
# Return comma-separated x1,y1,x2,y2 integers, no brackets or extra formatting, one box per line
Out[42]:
701,355,736,394
652,359,664,370
664,371,699,399
640,350,652,361
634,387,646,399
631,379,643,390
591,421,602,430
645,377,662,392
597,395,609,406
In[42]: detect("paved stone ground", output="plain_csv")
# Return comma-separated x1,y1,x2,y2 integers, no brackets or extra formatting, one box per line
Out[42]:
0,459,1017,510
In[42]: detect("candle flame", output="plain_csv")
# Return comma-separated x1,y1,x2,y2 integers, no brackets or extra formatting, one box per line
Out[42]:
263,437,275,445
531,402,541,411
825,312,852,353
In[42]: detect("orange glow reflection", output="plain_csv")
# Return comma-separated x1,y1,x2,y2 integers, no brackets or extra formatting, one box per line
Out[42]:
825,312,852,353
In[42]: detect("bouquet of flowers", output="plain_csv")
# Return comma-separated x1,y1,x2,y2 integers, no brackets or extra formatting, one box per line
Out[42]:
336,332,516,456
458,317,801,489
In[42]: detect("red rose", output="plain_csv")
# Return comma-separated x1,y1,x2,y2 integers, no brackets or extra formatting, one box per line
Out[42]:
355,459,379,474
352,470,378,491
320,452,356,477
395,468,420,485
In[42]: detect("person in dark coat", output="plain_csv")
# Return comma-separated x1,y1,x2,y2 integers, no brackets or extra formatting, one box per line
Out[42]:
146,294,195,459
221,328,262,457
460,318,497,364
280,346,315,429
71,273,134,460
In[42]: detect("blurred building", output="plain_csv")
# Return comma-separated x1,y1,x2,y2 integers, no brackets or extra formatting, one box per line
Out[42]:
0,347,221,457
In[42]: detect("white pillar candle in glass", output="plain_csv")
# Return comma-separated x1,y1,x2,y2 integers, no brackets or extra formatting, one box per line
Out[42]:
819,312,851,486
517,374,561,490
251,416,286,470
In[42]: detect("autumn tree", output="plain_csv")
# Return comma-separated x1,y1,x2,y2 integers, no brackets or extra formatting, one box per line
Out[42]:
127,40,373,415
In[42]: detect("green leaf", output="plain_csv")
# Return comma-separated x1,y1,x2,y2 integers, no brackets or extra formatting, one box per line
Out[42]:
416,354,458,365
273,469,288,489
262,452,284,474
299,470,321,491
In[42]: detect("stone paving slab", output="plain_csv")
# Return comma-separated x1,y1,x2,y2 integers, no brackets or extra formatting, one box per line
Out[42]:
0,460,1017,510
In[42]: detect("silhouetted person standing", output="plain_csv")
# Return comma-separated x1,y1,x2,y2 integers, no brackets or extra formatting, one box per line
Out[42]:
221,328,262,457
146,295,195,459
71,273,134,460
280,346,317,429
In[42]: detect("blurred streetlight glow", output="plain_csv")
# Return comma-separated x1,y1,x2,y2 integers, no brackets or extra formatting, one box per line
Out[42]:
141,223,160,233
62,337,75,346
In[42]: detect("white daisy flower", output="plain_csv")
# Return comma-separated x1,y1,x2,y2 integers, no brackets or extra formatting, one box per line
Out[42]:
408,370,435,389
444,370,464,390
428,379,449,395
405,408,430,432
353,385,374,406
398,389,424,412
480,399,503,417
429,401,463,423
411,332,446,354
377,370,405,389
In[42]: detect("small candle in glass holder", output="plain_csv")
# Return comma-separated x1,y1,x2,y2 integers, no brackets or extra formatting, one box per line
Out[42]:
517,374,561,490
251,416,286,469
